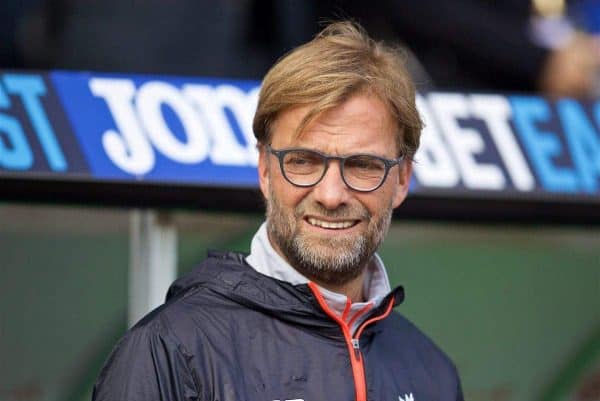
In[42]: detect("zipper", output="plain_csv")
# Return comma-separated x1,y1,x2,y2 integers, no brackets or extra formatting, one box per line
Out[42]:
308,282,395,401
351,338,361,359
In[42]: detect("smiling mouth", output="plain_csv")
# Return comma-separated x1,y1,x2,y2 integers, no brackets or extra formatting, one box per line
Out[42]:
306,217,359,229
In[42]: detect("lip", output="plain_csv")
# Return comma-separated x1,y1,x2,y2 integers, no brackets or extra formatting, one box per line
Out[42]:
303,215,361,231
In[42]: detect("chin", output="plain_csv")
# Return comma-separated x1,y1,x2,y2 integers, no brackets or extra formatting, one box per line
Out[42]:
288,233,370,285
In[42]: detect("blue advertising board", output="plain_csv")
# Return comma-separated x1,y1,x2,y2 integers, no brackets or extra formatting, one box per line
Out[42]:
1,70,599,213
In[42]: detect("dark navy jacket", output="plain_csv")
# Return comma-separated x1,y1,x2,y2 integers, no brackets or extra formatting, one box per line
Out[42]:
93,251,463,401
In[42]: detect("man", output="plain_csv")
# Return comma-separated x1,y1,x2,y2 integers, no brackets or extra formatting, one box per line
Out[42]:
93,21,463,401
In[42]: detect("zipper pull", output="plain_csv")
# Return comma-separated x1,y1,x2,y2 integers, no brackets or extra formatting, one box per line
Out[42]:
351,338,361,360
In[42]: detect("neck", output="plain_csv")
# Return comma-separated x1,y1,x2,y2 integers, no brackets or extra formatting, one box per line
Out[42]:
312,270,367,303
266,229,369,303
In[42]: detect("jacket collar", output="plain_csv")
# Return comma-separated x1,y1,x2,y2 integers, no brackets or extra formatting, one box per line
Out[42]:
166,249,404,340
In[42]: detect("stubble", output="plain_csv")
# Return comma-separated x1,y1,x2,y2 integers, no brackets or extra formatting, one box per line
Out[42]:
265,186,393,286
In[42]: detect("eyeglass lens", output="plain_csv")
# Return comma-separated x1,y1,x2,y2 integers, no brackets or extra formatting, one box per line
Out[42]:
282,149,387,191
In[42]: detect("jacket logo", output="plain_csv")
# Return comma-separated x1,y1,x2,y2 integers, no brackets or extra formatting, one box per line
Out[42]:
399,393,415,401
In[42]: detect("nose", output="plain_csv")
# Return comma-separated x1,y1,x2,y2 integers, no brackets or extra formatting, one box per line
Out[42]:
311,161,352,209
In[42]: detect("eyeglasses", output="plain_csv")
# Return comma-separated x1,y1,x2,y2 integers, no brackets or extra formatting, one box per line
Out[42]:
266,145,405,192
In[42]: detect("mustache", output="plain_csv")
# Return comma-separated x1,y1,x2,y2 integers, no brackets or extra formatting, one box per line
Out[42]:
295,202,371,220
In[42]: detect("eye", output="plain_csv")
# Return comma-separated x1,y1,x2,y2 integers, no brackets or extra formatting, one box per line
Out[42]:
283,150,323,174
287,156,309,165
345,155,386,172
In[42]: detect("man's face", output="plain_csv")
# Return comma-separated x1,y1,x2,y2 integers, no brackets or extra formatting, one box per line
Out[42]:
258,93,412,286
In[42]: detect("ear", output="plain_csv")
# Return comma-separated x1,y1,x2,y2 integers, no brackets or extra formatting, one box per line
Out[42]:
392,161,412,209
257,144,270,200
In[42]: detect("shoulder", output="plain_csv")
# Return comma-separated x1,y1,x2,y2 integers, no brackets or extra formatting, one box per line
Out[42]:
93,254,250,400
379,311,460,378
115,252,273,352
368,312,464,400
93,307,199,401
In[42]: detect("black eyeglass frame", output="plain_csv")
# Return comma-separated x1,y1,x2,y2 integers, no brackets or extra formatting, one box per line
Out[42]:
266,145,405,193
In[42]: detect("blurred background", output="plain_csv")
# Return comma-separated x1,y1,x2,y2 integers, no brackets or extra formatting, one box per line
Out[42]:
0,1,599,401
4,0,600,96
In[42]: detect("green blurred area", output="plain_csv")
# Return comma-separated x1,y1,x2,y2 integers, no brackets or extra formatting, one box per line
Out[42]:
0,205,598,401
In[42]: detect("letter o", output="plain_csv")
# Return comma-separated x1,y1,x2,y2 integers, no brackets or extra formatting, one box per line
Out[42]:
136,82,209,163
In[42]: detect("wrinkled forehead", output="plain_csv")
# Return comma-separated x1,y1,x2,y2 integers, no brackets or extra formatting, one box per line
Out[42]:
267,96,401,162
269,93,400,152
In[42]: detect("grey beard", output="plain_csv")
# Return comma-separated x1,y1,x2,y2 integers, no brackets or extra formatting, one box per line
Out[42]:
278,222,370,286
266,191,393,287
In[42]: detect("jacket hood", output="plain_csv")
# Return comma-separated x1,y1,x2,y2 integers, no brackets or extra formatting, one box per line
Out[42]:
166,250,404,338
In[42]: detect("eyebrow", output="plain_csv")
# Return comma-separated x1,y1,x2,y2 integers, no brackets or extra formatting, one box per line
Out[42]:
272,146,401,161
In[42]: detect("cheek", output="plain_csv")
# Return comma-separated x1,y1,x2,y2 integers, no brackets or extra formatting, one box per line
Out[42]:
356,188,396,216
270,175,309,209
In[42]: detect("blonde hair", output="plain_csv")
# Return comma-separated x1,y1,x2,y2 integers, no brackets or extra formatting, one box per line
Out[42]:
253,21,422,159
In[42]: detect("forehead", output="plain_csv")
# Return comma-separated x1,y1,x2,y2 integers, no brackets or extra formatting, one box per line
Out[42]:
270,93,397,155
